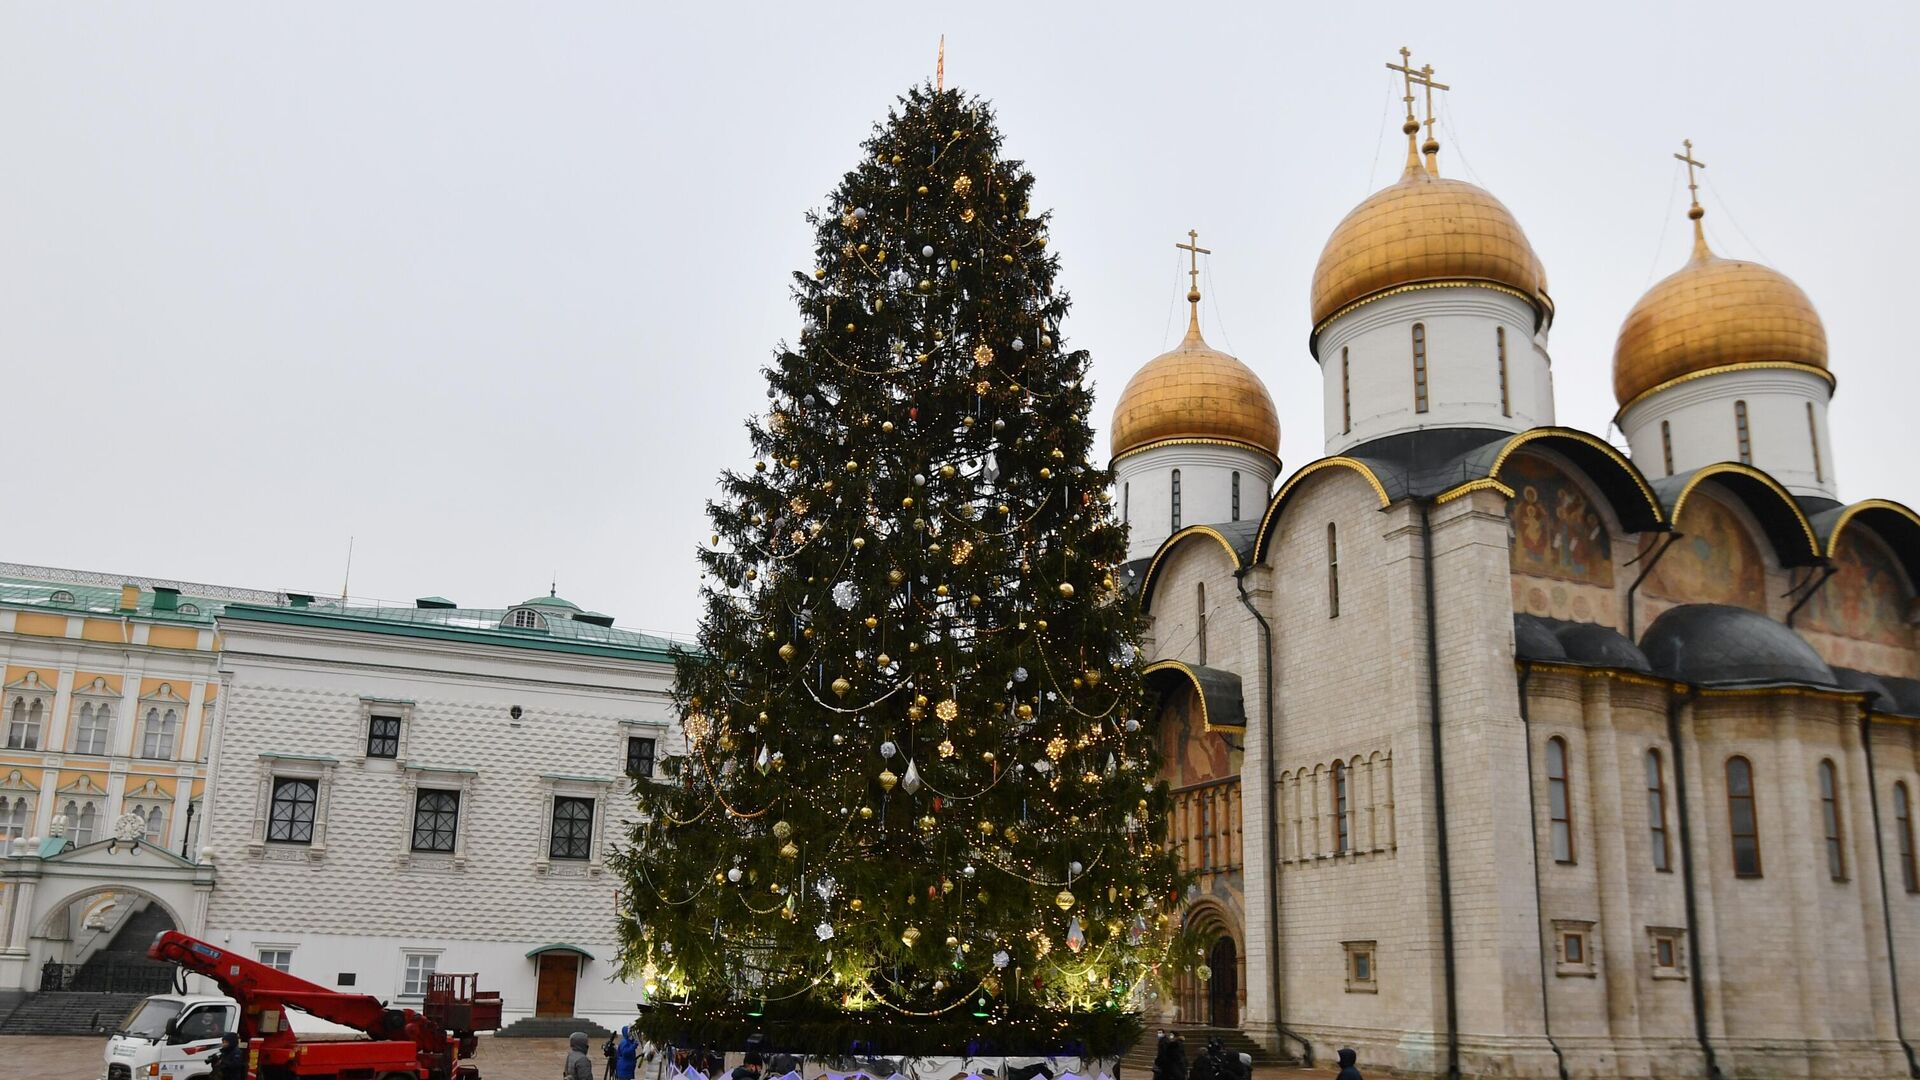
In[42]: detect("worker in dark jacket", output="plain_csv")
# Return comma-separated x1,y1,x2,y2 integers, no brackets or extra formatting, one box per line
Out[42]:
1336,1047,1363,1080
565,1031,596,1080
207,1033,248,1080
1153,1031,1189,1080
730,1051,765,1080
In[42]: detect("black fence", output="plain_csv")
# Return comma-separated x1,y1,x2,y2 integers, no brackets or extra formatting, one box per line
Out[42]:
40,956,174,994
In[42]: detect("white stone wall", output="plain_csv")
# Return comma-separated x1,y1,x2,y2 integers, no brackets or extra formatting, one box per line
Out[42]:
1115,443,1278,562
204,616,677,1025
1618,366,1837,500
1317,288,1553,456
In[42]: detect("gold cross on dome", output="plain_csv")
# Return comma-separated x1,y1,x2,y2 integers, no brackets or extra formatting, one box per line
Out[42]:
1175,229,1211,298
1416,62,1449,145
1386,47,1421,122
1675,138,1707,209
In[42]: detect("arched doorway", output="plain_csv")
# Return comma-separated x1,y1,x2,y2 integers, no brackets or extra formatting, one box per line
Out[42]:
1207,936,1237,1027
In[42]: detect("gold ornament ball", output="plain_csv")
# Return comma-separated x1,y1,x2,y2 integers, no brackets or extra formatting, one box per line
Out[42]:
845,460,858,473
962,416,975,428
1055,889,1076,911
978,820,996,835
1002,254,1014,264
881,421,894,433
779,842,799,859
889,568,906,585
917,185,930,196
915,694,930,707
803,627,815,639
1039,468,1051,479
902,927,922,946
832,677,852,698
853,537,866,550
779,643,796,662
879,769,899,792
864,616,879,629
859,805,874,819
1016,704,1033,720
876,652,891,668
970,595,982,608
850,898,864,911
844,323,856,333
772,820,793,840
1036,619,1049,632
946,935,961,948
997,503,1010,516
940,464,956,479
981,750,996,763
1058,583,1075,598
812,268,826,279
1196,964,1212,981
754,461,766,473
918,815,937,832
902,496,915,509
935,584,949,597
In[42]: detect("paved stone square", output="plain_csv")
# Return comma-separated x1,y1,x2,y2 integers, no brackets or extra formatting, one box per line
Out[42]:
0,1035,1325,1080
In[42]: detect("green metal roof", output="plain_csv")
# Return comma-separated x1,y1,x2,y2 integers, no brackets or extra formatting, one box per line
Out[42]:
522,594,582,611
220,602,685,663
0,576,231,625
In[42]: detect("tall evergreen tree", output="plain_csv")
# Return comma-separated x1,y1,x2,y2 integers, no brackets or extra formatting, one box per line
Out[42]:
615,85,1182,1055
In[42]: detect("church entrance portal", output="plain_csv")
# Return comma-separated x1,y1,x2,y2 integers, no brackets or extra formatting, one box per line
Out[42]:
1207,936,1237,1027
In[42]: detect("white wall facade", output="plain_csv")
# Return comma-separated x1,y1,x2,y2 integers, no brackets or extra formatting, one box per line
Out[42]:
203,612,678,1027
1318,288,1553,456
1618,366,1838,499
1114,443,1278,561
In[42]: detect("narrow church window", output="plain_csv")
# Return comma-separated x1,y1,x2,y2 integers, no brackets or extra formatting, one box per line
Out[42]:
1646,749,1671,872
1496,326,1511,417
1734,400,1752,464
1123,483,1130,524
1326,524,1340,618
1412,324,1429,413
1807,402,1824,483
1171,470,1182,532
1333,760,1350,854
1660,421,1675,477
1341,347,1352,434
1727,756,1762,877
1819,759,1846,881
1547,736,1574,864
1231,471,1241,522
1897,782,1918,893
1196,582,1208,666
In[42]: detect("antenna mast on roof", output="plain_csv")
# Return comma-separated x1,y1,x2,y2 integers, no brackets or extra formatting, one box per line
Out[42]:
341,537,354,601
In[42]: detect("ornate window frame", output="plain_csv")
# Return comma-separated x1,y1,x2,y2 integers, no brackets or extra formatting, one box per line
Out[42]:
617,719,669,783
136,683,189,761
1343,940,1378,993
0,769,36,846
355,698,414,767
55,774,108,846
1552,918,1596,977
536,773,615,877
124,777,173,846
247,753,338,862
398,763,476,871
1648,926,1687,980
4,672,51,751
70,677,118,756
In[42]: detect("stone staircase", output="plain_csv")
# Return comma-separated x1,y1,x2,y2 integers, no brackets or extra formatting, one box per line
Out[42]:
0,989,148,1034
494,1015,613,1039
1118,1027,1289,1076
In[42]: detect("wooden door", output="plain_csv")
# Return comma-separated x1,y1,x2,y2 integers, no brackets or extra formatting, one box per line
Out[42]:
536,954,579,1018
1207,936,1237,1028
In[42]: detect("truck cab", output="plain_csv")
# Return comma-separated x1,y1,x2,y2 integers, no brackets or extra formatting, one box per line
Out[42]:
102,994,236,1080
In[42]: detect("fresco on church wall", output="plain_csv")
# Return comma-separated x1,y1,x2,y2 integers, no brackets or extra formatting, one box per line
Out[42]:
1800,529,1918,676
1154,684,1237,788
1642,491,1767,611
1806,532,1912,647
1507,454,1616,587
1508,454,1620,626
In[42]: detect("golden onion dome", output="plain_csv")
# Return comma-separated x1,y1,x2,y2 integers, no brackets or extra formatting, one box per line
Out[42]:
1310,147,1550,341
1612,215,1828,410
1110,307,1280,463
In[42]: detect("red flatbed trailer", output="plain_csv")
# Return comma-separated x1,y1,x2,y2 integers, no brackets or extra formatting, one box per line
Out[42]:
148,930,503,1080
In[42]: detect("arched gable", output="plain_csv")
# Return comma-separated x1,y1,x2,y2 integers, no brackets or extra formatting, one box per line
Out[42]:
1137,523,1253,614
1252,456,1393,565
1655,463,1822,568
1447,427,1665,533
1814,499,1920,588
1144,660,1247,735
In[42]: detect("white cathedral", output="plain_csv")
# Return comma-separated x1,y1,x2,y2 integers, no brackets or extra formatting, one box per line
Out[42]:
1114,58,1920,1080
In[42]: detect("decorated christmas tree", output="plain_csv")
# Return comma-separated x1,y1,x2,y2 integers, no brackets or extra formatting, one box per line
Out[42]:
614,84,1184,1058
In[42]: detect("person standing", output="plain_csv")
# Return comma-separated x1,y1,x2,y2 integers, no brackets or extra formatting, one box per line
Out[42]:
1336,1047,1363,1080
614,1026,641,1080
565,1032,597,1080
207,1033,248,1080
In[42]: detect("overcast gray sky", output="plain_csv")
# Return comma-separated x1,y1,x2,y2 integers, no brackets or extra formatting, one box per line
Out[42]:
4,2,1914,636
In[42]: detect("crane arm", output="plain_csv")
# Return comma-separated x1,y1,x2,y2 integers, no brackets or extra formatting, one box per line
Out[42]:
148,930,402,1039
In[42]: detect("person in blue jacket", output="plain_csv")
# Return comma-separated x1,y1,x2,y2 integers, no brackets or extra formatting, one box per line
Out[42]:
613,1025,641,1080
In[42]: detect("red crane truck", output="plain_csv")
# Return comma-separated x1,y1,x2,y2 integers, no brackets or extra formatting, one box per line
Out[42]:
146,930,503,1080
